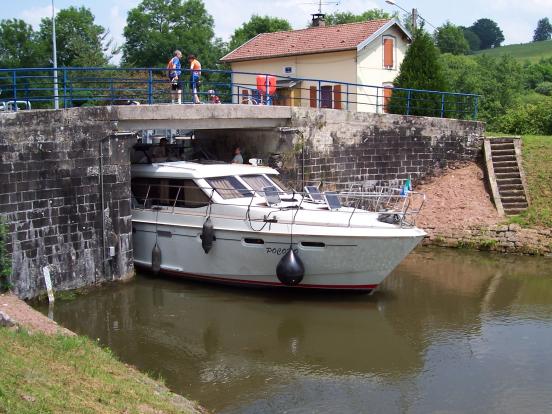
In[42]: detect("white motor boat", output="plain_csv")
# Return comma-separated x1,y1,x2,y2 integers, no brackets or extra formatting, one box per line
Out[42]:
131,161,426,292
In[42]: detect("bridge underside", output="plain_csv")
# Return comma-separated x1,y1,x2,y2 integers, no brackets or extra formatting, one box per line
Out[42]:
113,104,292,130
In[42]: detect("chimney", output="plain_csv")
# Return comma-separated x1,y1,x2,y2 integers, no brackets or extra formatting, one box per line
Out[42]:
311,13,326,27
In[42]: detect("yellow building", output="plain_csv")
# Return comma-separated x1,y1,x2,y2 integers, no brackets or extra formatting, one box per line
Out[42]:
221,17,412,113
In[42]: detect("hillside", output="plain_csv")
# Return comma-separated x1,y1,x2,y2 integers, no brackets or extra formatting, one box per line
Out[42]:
474,40,552,63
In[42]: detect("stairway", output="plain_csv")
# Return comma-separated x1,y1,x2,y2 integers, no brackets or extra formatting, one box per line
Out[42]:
484,138,529,216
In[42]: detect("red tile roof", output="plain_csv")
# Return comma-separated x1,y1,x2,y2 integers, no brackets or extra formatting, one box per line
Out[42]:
221,19,392,62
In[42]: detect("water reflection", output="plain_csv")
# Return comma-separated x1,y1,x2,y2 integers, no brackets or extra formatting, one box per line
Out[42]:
37,248,552,413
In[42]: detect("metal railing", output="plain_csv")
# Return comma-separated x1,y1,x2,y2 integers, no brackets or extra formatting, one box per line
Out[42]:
0,67,479,119
131,181,425,228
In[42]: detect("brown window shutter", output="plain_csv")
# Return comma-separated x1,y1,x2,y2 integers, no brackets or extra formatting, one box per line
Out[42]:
241,89,249,104
383,38,394,68
333,85,342,109
383,86,393,113
310,86,317,108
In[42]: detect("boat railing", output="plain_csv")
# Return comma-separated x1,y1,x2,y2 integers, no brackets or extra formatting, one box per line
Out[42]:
131,182,425,228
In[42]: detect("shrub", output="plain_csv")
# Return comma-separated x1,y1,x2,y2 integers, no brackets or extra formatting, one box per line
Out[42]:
0,218,11,291
495,97,552,134
535,81,552,96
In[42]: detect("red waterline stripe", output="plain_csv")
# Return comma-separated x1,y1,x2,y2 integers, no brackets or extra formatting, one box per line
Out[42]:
137,265,378,290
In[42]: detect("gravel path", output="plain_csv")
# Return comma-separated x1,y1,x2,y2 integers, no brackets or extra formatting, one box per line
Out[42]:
0,293,74,335
415,162,501,232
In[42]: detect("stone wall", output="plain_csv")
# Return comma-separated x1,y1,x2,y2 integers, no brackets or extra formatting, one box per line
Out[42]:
423,224,552,256
290,108,485,187
0,108,135,299
0,105,486,298
195,108,485,188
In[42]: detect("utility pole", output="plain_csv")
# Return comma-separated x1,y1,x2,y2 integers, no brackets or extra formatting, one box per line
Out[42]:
52,0,59,110
411,8,418,32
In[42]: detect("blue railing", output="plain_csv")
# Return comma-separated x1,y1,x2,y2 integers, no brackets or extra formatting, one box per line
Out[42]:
0,67,480,119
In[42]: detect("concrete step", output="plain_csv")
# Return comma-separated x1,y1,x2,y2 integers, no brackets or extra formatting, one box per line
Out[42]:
492,160,518,167
492,159,517,165
492,154,517,162
495,172,521,179
504,208,527,215
494,166,519,174
501,196,527,203
502,201,529,209
491,149,516,156
496,178,522,185
490,142,515,149
499,189,527,197
497,184,524,191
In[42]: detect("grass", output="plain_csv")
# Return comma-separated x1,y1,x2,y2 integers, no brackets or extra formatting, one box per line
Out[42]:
517,135,552,227
474,40,552,63
0,327,199,414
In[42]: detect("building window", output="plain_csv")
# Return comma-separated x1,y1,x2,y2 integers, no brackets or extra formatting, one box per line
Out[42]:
383,36,395,69
321,85,333,108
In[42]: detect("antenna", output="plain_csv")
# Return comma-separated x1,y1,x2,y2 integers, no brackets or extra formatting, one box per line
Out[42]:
302,0,340,14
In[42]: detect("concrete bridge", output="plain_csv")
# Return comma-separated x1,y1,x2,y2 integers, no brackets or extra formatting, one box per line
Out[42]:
114,104,292,130
0,104,484,298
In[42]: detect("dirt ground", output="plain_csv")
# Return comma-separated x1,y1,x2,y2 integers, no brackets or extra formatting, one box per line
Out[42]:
0,293,74,335
415,162,501,232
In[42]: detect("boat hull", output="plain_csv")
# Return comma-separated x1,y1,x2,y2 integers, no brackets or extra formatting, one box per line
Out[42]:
132,217,425,291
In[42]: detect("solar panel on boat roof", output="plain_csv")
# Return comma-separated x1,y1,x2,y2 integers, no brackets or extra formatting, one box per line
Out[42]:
304,186,325,203
263,186,281,206
324,191,342,211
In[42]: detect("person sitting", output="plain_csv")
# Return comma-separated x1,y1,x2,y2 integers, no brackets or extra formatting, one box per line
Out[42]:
207,89,221,104
231,146,243,164
151,138,169,162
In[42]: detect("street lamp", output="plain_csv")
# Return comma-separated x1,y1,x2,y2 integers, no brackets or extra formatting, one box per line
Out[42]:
51,0,59,110
385,0,436,32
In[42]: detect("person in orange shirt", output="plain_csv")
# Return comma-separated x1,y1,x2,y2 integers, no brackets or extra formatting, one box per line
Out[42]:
188,54,201,104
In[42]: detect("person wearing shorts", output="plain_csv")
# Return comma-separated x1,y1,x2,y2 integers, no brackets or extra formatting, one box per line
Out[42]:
168,50,182,104
188,54,201,104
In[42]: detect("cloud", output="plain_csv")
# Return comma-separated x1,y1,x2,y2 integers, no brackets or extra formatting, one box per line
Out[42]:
20,5,57,29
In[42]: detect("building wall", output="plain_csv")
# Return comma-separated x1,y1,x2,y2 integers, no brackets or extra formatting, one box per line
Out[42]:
0,108,135,299
230,50,357,110
356,25,409,113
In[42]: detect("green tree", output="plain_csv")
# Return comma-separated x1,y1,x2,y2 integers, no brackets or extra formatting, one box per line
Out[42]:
460,27,481,52
0,19,36,68
470,18,504,49
440,53,525,127
322,9,394,26
122,0,222,69
388,29,448,117
36,6,111,67
227,15,291,52
435,22,469,55
533,17,552,42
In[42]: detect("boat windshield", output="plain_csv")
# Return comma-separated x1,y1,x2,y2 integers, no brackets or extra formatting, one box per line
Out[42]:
241,175,280,193
269,175,291,192
206,176,253,199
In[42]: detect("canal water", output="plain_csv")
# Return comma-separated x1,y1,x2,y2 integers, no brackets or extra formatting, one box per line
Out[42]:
36,248,552,413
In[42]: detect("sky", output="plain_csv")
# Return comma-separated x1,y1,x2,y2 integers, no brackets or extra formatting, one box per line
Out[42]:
1,0,550,63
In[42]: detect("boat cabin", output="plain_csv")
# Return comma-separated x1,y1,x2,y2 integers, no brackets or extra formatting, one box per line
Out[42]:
131,161,292,209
